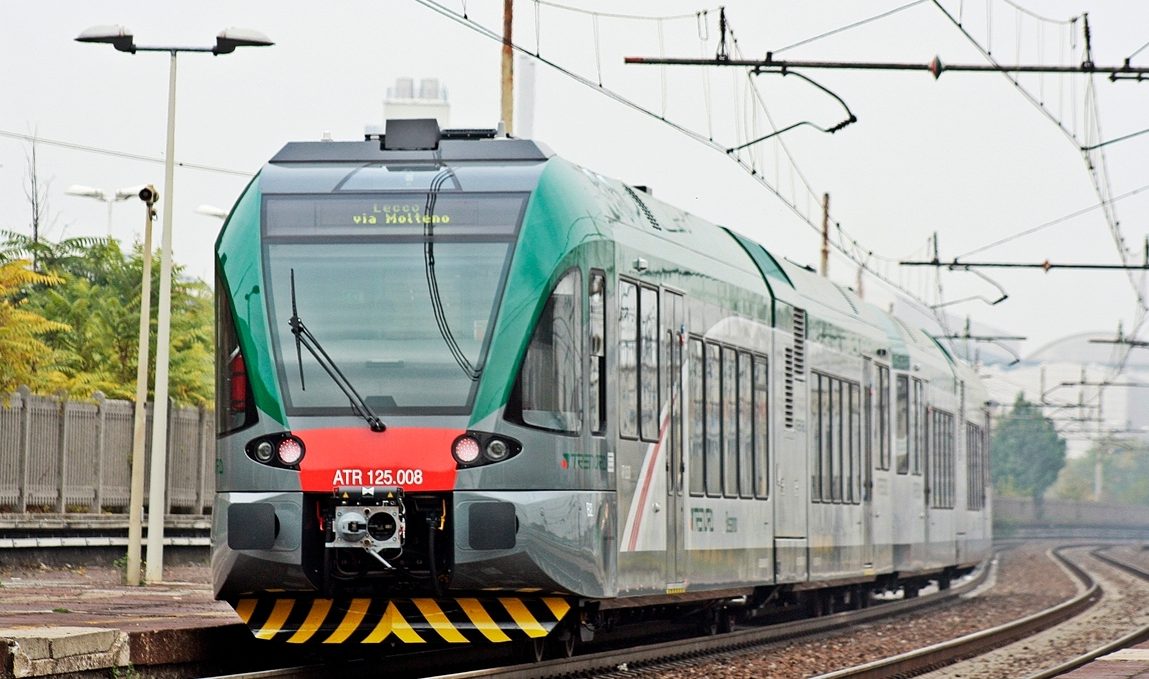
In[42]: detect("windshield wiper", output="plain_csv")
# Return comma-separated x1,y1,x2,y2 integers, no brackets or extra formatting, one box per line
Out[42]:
423,167,481,381
289,269,386,433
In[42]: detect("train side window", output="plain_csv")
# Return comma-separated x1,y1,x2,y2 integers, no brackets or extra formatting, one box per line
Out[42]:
947,414,955,507
833,379,844,503
639,286,660,441
931,409,955,508
928,408,937,505
753,357,769,499
705,341,722,496
618,280,638,439
966,421,984,510
517,268,583,433
688,337,705,495
850,382,861,504
878,366,890,471
824,375,836,502
895,375,909,474
912,379,925,476
216,274,255,435
722,346,738,497
811,374,823,501
589,272,606,436
737,351,753,498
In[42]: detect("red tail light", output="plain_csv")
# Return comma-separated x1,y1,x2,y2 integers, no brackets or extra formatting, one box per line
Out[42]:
229,351,249,416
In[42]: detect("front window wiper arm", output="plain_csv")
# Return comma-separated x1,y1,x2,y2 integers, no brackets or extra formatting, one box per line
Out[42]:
289,269,386,433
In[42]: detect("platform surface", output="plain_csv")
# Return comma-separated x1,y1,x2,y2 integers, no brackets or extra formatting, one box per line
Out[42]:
1060,638,1149,678
0,562,245,677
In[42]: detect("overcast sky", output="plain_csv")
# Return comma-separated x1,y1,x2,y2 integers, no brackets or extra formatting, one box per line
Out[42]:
3,1,1148,358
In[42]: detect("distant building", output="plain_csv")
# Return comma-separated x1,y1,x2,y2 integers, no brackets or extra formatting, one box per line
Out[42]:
383,77,450,127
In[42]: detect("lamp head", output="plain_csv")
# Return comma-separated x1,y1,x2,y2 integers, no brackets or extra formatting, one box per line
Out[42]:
65,184,108,200
214,27,274,55
75,25,136,53
137,185,158,206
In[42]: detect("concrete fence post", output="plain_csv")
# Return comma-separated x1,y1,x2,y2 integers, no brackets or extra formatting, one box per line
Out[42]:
56,391,69,513
17,385,31,512
93,391,107,512
165,397,175,514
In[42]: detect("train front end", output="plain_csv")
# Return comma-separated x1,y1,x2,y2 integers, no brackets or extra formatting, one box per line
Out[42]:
212,125,592,646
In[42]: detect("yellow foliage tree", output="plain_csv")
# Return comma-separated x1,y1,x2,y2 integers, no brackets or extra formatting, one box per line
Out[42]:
0,259,70,394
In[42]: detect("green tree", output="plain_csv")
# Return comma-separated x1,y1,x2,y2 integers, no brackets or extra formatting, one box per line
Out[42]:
1051,437,1149,506
991,394,1067,506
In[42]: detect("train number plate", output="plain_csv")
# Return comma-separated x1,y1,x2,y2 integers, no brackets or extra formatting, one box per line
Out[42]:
331,468,424,486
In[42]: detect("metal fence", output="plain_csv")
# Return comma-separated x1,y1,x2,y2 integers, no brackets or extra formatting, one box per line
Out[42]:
0,387,213,514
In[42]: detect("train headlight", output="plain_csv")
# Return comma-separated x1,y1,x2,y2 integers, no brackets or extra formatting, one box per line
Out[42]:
452,435,481,464
485,438,509,461
254,441,274,463
277,437,305,466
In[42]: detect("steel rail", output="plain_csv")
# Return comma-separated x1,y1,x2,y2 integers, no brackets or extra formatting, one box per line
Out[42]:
1023,548,1149,679
419,559,994,679
813,545,1100,678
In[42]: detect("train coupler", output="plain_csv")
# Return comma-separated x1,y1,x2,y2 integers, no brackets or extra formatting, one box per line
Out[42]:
328,486,406,568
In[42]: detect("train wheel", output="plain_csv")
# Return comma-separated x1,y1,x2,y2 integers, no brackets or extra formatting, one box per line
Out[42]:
699,608,720,636
547,626,577,659
514,637,546,663
718,608,738,634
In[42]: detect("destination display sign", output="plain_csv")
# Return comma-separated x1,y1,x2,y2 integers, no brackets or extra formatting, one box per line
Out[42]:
265,193,525,237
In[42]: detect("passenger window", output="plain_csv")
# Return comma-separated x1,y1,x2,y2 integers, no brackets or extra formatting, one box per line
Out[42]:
517,268,583,433
753,358,769,499
738,352,753,498
825,375,835,501
850,383,861,504
913,379,925,476
589,272,606,435
833,379,844,503
722,347,738,497
705,342,722,496
810,375,822,500
895,375,909,474
878,366,890,471
639,286,660,441
688,338,705,495
618,281,638,439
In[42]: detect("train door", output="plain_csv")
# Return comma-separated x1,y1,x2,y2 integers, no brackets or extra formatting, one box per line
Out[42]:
862,358,874,569
662,290,686,584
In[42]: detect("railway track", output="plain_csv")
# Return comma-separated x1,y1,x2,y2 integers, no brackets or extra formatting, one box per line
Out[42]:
915,545,1149,679
200,559,993,679
201,542,1149,679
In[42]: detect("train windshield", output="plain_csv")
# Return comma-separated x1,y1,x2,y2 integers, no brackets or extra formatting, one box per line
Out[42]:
263,192,527,416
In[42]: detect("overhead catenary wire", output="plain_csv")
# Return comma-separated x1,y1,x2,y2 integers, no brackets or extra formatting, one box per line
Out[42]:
957,181,1149,259
932,0,1149,368
0,128,252,177
414,0,935,310
531,1,715,22
772,0,929,55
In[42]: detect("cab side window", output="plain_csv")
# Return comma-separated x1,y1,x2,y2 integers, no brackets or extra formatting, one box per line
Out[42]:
516,268,583,433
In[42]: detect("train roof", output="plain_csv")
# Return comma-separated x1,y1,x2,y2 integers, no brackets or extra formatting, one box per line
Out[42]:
256,122,968,387
270,121,552,165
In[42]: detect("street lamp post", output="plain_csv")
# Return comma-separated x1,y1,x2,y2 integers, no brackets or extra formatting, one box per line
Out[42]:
76,25,272,584
127,185,158,587
64,184,140,237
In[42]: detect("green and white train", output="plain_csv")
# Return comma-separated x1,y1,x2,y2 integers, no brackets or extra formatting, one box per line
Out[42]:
212,120,991,651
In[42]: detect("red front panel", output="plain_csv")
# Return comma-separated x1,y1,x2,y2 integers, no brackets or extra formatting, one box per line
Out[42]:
296,427,462,492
